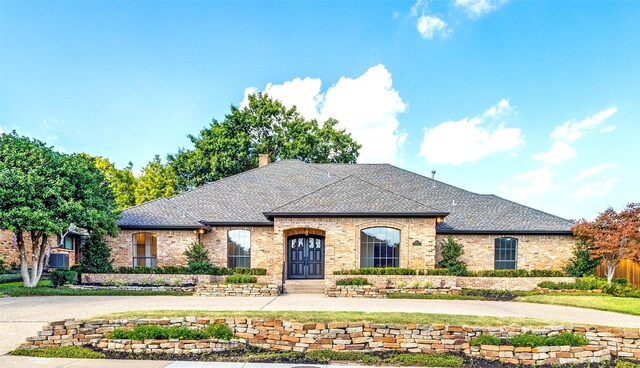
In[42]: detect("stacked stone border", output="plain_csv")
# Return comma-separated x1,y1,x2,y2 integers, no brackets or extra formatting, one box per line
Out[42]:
21,318,640,365
80,274,280,297
325,275,575,297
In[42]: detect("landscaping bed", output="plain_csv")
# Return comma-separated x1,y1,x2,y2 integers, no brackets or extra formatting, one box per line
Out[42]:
18,317,640,365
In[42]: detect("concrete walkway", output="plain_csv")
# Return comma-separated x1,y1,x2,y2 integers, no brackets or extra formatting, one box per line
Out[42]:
0,356,379,368
1,294,638,356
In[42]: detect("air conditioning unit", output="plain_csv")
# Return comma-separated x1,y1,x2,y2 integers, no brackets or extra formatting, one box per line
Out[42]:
48,253,69,268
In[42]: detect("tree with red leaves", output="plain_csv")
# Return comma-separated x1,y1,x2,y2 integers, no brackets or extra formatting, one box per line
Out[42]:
572,203,640,284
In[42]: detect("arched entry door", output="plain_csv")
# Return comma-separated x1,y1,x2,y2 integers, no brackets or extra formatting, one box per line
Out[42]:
287,235,324,279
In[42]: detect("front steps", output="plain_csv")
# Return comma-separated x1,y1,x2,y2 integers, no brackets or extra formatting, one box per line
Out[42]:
283,279,325,294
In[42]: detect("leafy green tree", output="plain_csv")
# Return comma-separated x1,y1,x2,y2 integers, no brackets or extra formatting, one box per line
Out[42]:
80,233,113,273
439,236,468,276
134,155,177,204
565,241,601,277
168,93,361,190
184,242,212,274
93,156,137,210
0,132,119,287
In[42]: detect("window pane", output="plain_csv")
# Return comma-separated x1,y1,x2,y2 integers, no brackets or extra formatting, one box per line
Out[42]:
494,237,517,270
228,230,251,269
360,227,400,268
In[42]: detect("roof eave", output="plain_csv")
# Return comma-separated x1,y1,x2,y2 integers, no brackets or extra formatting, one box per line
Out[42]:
436,229,573,235
201,221,274,227
118,224,204,230
263,211,450,218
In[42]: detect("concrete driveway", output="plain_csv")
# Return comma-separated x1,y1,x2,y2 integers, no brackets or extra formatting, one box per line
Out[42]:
1,294,638,355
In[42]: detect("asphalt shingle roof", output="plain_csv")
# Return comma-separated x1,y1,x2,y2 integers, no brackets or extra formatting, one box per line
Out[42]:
118,160,573,233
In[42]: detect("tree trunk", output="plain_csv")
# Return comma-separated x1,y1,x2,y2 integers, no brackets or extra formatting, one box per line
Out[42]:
16,230,33,287
605,258,617,284
22,230,50,288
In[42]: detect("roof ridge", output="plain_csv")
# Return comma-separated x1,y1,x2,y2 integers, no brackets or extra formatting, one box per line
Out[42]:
268,175,352,212
484,194,575,224
350,175,448,213
170,159,306,201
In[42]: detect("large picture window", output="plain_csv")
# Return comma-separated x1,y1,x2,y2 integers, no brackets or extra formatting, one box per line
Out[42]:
360,227,400,268
133,232,157,268
494,237,518,270
228,230,251,269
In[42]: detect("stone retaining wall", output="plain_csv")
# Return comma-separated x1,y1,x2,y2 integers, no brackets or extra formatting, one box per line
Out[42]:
326,285,461,298
326,275,575,291
81,273,271,286
70,285,195,292
195,283,281,297
20,318,640,365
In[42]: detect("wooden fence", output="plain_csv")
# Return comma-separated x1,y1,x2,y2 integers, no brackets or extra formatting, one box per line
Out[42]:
595,258,640,287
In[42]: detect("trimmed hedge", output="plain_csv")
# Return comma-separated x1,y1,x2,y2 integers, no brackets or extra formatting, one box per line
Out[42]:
469,332,587,348
109,323,233,340
102,266,267,276
50,269,79,287
225,274,258,284
0,273,23,284
334,268,565,277
336,277,370,286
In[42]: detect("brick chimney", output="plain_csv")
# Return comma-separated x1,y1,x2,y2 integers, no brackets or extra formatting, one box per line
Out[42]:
258,154,271,167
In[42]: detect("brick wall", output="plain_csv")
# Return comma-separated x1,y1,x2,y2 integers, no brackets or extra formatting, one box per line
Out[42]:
108,229,199,267
273,217,438,282
0,230,76,268
436,234,575,271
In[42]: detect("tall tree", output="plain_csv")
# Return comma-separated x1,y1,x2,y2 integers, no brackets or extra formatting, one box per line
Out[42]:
92,156,137,210
0,132,119,287
168,93,361,190
135,155,177,204
572,203,640,284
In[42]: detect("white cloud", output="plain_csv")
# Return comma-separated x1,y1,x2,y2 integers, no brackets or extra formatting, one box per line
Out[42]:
533,107,618,166
0,126,4,134
571,178,618,200
454,0,508,17
417,15,450,39
500,166,559,202
242,64,407,164
532,141,576,165
419,99,523,164
550,107,618,143
572,162,618,182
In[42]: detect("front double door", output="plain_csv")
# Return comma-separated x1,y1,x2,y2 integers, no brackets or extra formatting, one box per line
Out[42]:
287,235,324,279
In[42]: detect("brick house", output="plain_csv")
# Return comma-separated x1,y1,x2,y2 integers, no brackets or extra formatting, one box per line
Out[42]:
110,156,575,284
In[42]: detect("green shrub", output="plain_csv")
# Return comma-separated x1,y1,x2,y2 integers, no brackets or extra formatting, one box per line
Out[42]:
469,334,501,346
225,274,257,284
10,346,106,359
384,353,464,367
50,269,79,288
469,269,564,277
249,268,267,275
0,273,23,284
333,268,417,275
234,267,251,274
0,258,6,274
616,360,640,368
205,322,234,340
80,233,113,273
614,278,629,286
538,276,606,290
601,282,631,297
336,277,369,286
545,332,589,347
184,242,212,274
461,288,524,301
69,264,83,273
565,241,600,277
424,268,450,275
509,333,547,348
109,323,233,340
439,236,468,276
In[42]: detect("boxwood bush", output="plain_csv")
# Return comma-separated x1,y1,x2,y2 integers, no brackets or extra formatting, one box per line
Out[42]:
50,269,79,288
105,266,266,276
335,277,370,286
469,335,502,346
334,268,565,277
109,323,233,340
0,273,23,284
224,274,257,284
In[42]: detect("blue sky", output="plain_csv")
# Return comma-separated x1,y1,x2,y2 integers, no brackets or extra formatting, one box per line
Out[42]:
1,1,639,220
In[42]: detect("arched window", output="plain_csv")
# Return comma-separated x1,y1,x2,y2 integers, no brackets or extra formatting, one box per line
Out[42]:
132,232,157,268
228,230,251,269
494,237,518,270
360,227,400,268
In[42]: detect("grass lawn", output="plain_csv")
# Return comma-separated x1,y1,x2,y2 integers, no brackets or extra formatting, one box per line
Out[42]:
93,309,563,327
516,294,640,316
10,346,106,359
0,280,192,297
